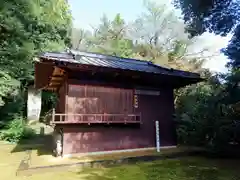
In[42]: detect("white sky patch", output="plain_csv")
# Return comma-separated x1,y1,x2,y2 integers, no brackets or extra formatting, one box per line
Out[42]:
187,32,232,73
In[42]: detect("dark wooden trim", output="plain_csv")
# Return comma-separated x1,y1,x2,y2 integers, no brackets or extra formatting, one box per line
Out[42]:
51,113,142,124
135,89,161,96
68,79,135,89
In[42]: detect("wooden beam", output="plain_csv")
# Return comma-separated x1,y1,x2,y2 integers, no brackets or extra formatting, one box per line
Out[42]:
50,78,64,82
50,75,64,82
49,83,61,87
36,63,68,92
49,80,62,85
44,66,67,91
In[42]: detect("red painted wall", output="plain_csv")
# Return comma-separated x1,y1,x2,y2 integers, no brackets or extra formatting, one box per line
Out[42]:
57,83,176,155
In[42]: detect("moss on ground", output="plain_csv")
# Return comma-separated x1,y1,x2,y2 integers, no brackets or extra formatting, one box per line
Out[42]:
13,157,240,180
76,157,240,180
1,142,240,180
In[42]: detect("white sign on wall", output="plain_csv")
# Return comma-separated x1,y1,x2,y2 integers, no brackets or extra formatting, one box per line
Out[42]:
27,86,42,121
155,121,160,152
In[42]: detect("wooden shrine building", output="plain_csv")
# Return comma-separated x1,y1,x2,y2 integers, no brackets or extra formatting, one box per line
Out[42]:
34,50,202,156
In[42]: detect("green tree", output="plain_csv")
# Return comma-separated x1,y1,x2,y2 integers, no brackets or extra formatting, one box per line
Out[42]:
173,0,239,37
0,0,72,120
173,0,240,120
175,67,240,154
87,14,134,57
129,0,187,65
129,1,207,72
71,28,92,50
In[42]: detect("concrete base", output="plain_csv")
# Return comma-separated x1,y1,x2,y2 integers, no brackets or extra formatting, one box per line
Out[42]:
63,146,177,158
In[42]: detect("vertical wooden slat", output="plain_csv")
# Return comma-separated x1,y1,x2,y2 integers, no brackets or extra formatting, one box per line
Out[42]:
66,84,136,123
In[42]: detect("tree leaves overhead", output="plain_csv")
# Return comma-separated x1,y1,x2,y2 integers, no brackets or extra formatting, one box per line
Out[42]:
174,0,240,114
224,26,240,68
173,0,240,70
173,0,240,37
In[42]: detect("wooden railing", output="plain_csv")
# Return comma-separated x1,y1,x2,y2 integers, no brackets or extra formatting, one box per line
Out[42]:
51,109,141,124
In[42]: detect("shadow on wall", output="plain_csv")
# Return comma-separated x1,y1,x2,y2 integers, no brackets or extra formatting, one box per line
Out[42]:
63,123,147,155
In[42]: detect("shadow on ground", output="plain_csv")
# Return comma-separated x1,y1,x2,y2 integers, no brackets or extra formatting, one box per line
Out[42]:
11,133,53,156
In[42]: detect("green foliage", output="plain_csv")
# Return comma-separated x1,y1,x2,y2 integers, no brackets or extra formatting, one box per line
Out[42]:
173,0,238,37
86,13,135,57
0,71,20,107
40,91,57,118
0,0,72,109
0,0,72,128
175,71,240,151
0,89,25,126
172,0,240,153
0,117,36,142
224,69,240,105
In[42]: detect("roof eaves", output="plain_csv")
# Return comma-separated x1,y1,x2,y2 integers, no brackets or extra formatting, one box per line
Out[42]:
150,63,201,79
39,51,202,79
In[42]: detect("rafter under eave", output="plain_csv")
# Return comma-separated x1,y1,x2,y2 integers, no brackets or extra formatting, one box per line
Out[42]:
42,66,67,91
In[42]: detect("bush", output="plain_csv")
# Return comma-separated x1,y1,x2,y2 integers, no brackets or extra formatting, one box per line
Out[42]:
175,73,240,152
0,117,36,142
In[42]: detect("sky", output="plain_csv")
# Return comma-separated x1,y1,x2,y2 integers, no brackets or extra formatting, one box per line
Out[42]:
68,0,231,73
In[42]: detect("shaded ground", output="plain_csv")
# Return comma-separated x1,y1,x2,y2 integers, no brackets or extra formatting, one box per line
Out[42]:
11,134,53,156
11,122,54,156
1,140,240,180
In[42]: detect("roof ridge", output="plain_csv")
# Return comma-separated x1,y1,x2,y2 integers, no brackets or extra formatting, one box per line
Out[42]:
70,50,152,66
70,50,182,73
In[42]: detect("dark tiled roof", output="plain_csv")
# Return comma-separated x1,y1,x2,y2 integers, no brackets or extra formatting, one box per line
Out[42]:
39,50,201,79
